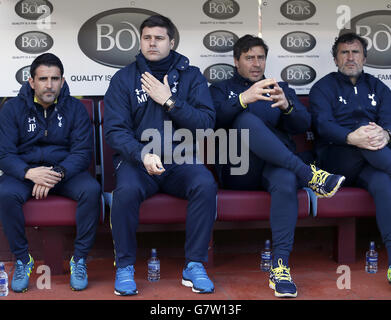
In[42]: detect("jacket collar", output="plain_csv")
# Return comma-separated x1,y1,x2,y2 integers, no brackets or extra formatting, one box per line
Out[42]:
335,70,365,85
136,50,189,85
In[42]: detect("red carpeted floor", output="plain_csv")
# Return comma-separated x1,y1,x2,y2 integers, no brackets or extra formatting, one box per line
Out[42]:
1,227,390,317
1,244,390,301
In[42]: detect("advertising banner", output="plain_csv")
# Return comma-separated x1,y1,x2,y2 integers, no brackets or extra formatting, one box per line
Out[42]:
0,0,259,97
261,0,391,94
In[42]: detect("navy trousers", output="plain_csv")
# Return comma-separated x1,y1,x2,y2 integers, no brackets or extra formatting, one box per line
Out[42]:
0,171,101,263
318,145,391,262
110,160,217,268
220,112,308,265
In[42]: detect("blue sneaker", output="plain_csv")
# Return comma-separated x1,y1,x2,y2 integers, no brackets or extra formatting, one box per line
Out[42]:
182,262,214,293
114,265,138,296
269,258,297,298
11,254,34,293
70,257,88,291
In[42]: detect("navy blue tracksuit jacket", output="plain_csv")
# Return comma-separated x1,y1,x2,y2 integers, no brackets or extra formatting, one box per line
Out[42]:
210,71,311,183
0,81,92,181
310,71,391,149
104,51,216,166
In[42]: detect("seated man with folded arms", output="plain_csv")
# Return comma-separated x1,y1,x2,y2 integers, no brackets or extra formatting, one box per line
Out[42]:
310,32,391,285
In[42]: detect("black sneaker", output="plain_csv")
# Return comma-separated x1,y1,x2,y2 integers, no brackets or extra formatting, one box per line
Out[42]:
308,164,345,198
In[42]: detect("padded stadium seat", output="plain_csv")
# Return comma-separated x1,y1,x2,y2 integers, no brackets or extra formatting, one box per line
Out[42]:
315,187,375,218
217,189,310,221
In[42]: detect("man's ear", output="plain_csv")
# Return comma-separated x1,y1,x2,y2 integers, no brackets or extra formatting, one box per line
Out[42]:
28,77,35,90
170,39,175,49
61,77,65,88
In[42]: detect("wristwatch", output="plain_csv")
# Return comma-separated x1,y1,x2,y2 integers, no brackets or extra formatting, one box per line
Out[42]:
52,166,65,178
164,96,176,112
386,129,391,143
283,98,294,115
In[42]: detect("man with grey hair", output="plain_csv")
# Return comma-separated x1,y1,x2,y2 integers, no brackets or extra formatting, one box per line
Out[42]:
310,32,391,285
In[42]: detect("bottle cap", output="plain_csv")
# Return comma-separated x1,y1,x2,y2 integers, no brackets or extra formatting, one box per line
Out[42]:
265,239,271,249
370,241,375,249
0,262,4,271
151,248,157,257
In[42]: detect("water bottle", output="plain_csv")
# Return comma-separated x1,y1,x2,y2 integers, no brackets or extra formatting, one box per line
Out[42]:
365,241,378,274
260,240,272,272
148,248,160,282
0,262,9,296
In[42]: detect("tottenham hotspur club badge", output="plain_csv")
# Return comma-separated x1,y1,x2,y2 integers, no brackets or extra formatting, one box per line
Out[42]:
368,94,376,107
57,114,63,127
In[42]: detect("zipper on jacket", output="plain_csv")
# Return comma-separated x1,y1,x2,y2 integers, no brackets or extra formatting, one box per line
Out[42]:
354,86,357,95
44,109,48,136
115,160,123,171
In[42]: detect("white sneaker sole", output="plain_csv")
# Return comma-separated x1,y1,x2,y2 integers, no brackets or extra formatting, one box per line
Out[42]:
114,289,138,296
182,279,200,293
182,279,214,293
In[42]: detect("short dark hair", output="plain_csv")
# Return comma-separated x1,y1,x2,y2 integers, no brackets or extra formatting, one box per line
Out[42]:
332,32,368,58
233,35,269,61
140,15,176,40
30,53,64,79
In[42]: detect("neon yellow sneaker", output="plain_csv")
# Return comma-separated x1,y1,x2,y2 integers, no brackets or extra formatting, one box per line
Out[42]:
269,258,297,298
387,266,391,284
308,164,345,198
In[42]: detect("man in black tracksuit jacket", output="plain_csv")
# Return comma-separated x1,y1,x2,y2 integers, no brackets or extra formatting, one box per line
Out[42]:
0,53,100,293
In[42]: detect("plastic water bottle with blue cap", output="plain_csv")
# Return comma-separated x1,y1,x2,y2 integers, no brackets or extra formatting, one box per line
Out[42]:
365,241,378,274
0,262,8,296
260,240,272,272
148,248,160,282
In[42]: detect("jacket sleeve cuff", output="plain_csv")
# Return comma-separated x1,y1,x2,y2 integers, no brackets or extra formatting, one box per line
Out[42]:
339,128,353,145
52,165,66,178
238,94,248,109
